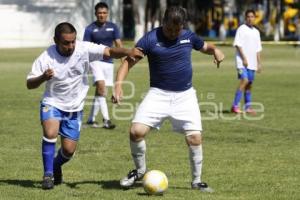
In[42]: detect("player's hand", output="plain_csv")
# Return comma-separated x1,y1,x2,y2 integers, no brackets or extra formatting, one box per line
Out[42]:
128,47,144,62
112,84,123,105
242,58,248,68
213,48,225,68
43,68,54,80
257,64,262,73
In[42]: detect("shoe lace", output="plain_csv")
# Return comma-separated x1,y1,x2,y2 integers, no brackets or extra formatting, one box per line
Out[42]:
127,169,139,180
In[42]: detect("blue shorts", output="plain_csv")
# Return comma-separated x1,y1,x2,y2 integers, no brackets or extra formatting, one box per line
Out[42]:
40,103,83,141
237,68,255,83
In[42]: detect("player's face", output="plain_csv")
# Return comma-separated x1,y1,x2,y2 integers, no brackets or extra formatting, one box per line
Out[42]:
55,33,76,57
95,7,108,24
245,12,255,27
162,22,183,40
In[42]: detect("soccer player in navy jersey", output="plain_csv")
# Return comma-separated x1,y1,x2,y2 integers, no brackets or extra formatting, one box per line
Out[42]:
26,22,143,190
112,6,224,192
84,2,122,129
231,9,262,114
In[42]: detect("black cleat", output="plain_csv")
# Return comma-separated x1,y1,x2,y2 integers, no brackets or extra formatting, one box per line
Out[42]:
86,120,101,128
120,169,144,188
42,174,54,190
191,182,214,193
102,119,116,129
54,167,63,185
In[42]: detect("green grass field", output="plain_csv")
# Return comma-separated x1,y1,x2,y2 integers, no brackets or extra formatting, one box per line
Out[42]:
0,44,299,200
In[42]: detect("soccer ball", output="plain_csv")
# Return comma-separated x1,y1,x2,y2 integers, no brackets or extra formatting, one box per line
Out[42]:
143,170,168,195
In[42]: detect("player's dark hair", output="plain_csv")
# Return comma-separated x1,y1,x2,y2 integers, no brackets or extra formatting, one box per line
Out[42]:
95,2,109,12
54,22,77,40
163,6,186,26
245,9,256,17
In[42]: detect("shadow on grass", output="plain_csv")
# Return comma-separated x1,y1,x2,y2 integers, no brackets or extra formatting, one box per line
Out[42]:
0,179,144,191
64,180,143,190
201,109,233,114
136,186,190,196
0,179,41,189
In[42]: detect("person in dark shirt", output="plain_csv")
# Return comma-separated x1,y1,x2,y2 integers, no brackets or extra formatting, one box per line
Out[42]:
112,6,224,192
84,2,122,129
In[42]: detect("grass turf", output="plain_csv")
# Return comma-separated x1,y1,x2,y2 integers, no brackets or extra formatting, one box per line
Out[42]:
0,44,299,200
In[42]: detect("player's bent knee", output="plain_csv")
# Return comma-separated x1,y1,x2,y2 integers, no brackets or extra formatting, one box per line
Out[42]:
95,88,106,96
43,131,58,139
61,148,74,160
186,132,202,146
130,123,149,142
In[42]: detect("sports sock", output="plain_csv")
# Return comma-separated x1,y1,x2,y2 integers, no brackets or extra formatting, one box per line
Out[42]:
189,145,203,184
233,89,243,107
98,96,110,120
53,148,72,171
42,137,57,176
130,140,146,175
244,90,252,109
87,97,100,122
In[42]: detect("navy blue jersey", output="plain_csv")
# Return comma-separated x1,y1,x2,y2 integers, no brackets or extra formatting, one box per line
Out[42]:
136,27,204,91
83,22,120,63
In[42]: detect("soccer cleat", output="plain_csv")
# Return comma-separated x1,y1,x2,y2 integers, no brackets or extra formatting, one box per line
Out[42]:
86,120,101,128
191,182,214,193
102,119,116,129
245,108,256,115
42,174,54,190
120,169,144,188
231,106,242,114
54,167,63,185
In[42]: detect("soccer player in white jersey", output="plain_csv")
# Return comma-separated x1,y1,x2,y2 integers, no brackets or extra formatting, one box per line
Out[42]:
112,6,224,192
231,9,262,114
84,2,123,129
26,22,143,190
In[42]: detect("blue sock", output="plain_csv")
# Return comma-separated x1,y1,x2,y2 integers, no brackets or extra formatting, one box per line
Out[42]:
42,137,56,176
244,90,252,109
233,89,243,107
53,148,71,172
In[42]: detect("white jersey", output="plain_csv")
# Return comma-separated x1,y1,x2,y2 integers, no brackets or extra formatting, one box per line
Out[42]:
27,41,106,112
233,24,262,70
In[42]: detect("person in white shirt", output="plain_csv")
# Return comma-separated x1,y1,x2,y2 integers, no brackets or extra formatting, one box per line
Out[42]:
26,22,143,190
231,9,262,114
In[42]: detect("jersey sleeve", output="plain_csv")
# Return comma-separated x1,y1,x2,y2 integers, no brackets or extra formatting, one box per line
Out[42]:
113,24,121,40
233,27,242,47
256,31,262,52
190,32,204,50
85,41,107,62
135,34,149,55
83,27,92,42
27,57,45,80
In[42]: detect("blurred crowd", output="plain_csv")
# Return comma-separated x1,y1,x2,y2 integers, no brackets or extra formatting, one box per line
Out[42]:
123,0,300,41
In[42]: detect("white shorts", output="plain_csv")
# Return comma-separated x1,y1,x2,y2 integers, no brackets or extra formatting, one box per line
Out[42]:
90,61,114,86
132,87,202,133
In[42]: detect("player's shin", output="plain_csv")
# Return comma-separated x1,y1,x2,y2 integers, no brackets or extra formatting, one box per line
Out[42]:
130,140,146,175
233,89,243,107
87,97,100,122
98,96,109,120
42,137,57,175
189,145,203,185
53,148,73,170
244,90,252,109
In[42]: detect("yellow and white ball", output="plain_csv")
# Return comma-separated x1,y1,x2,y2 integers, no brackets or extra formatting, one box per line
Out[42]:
143,170,168,195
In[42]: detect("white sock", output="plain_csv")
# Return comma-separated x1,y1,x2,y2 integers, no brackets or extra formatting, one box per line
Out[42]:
130,140,146,175
98,96,109,120
189,145,203,184
88,97,100,122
